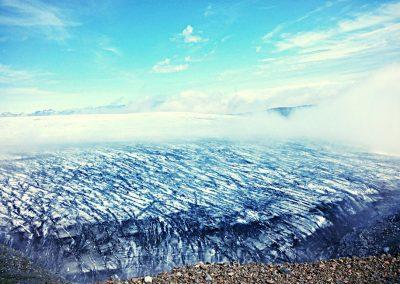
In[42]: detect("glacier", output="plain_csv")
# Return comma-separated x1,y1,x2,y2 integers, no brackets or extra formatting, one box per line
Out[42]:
0,141,399,282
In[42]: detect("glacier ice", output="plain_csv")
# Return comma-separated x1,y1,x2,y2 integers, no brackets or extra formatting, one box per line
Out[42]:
0,141,399,282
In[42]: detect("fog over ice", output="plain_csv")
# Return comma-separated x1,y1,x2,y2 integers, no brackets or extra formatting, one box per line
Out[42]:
0,65,399,155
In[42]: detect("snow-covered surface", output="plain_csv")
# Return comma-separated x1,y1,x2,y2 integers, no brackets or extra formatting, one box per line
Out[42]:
0,141,399,282
0,112,234,149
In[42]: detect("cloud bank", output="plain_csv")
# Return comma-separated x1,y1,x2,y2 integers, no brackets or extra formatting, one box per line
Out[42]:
0,65,399,155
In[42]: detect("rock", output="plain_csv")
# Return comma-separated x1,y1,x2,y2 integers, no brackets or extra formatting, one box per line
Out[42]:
195,261,205,269
144,276,152,283
176,272,182,277
111,274,120,281
278,267,291,275
205,273,213,282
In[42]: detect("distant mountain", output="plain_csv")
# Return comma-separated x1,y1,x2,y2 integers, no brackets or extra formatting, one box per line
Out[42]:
55,103,127,116
0,103,128,117
30,109,58,116
267,105,313,117
0,112,22,117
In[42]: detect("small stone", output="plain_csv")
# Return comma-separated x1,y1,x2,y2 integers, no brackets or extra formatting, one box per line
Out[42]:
278,267,291,275
195,261,205,269
205,273,213,282
111,274,120,281
228,272,234,276
144,276,152,283
176,272,182,277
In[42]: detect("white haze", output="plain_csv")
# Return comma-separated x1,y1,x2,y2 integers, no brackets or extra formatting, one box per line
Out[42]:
0,65,399,156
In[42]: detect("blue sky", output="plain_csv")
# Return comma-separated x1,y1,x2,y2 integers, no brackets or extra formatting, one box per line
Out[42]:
0,0,399,113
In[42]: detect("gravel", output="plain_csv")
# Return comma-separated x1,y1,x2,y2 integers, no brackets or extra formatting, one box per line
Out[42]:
104,254,400,284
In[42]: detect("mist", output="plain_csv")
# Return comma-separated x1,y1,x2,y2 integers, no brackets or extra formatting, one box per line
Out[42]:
0,65,399,156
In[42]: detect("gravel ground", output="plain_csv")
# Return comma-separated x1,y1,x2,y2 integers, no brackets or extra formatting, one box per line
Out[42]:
104,254,400,284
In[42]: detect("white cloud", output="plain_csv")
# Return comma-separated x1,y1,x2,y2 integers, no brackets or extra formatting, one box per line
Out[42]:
204,4,214,17
0,0,76,40
154,79,349,115
152,58,188,74
0,64,38,84
275,31,333,51
294,1,333,23
0,87,54,96
262,2,334,44
221,35,232,43
181,25,207,43
338,2,400,32
262,24,284,42
157,90,221,113
258,1,400,78
273,1,400,52
98,36,122,56
0,86,74,113
101,46,121,56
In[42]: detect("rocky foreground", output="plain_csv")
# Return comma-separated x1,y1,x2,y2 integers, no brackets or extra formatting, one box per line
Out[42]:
104,254,400,284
